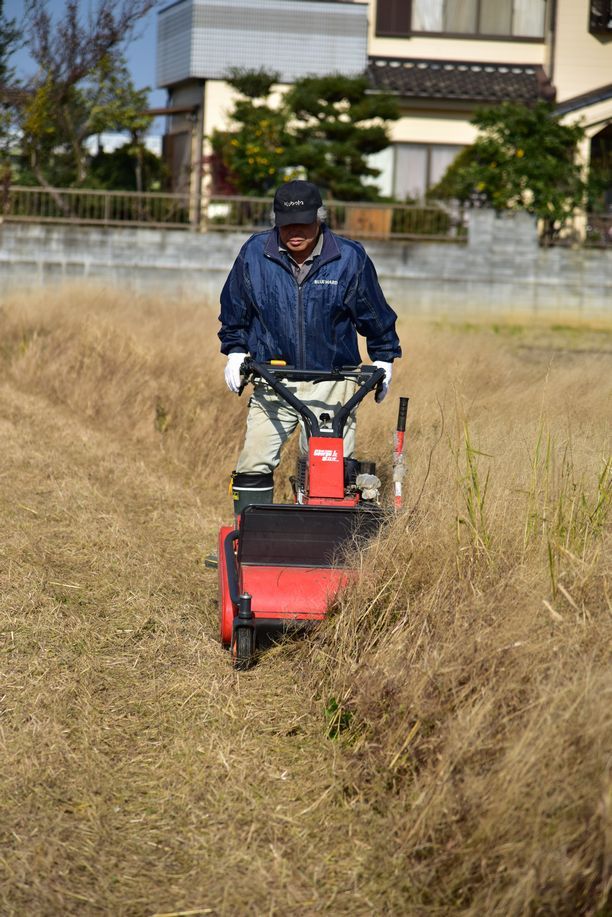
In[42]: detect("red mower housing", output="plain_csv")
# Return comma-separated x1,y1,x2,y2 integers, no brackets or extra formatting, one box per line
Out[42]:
217,361,391,667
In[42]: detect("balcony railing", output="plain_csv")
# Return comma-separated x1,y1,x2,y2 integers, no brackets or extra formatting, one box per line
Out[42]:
0,186,466,242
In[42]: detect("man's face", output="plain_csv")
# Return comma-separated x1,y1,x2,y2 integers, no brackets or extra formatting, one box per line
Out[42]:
278,220,320,261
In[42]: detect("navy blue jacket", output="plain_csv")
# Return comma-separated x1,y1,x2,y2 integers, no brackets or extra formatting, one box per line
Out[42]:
218,226,401,370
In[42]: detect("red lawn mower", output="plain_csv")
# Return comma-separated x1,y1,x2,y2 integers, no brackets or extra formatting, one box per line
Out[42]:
217,359,408,668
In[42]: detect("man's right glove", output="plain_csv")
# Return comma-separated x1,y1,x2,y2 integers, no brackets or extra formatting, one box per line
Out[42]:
224,352,248,393
374,360,393,403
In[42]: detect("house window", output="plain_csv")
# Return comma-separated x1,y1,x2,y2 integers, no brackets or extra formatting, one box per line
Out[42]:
394,143,463,201
375,0,410,37
375,0,548,39
589,0,612,33
413,0,547,37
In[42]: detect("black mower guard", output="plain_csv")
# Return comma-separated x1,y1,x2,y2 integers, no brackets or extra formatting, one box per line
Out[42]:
224,502,385,601
224,503,385,646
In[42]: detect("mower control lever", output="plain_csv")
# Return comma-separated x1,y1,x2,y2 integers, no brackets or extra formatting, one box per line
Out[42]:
238,359,385,440
241,363,381,384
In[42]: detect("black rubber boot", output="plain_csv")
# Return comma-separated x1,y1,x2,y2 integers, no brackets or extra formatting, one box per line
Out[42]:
232,471,274,518
204,472,273,569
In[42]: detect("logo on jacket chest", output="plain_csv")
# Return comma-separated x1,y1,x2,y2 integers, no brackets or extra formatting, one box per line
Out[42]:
313,279,339,285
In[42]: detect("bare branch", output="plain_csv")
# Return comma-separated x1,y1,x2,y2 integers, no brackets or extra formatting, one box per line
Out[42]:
25,0,157,90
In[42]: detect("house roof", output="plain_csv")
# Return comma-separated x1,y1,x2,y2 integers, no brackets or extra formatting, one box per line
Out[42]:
555,83,612,116
367,57,556,104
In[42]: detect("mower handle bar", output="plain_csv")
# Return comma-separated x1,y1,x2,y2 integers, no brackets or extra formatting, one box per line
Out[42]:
240,359,386,439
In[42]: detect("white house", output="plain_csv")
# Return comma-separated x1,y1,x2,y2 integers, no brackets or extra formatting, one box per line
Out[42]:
156,0,612,207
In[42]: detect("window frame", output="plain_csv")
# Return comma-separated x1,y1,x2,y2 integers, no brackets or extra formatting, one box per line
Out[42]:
375,0,412,38
374,0,548,42
393,141,465,202
589,0,612,34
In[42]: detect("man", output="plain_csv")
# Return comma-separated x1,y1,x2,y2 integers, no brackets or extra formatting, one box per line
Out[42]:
218,179,401,515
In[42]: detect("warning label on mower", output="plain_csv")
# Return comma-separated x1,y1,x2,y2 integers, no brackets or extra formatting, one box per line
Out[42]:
313,449,339,463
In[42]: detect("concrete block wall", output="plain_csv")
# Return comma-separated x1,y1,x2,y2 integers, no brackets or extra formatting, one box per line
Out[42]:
1,212,611,319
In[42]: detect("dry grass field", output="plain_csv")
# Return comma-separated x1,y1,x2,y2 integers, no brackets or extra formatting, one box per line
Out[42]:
0,285,610,916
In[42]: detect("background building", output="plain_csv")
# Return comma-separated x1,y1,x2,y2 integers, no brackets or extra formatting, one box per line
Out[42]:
155,0,368,201
369,0,611,202
156,0,612,205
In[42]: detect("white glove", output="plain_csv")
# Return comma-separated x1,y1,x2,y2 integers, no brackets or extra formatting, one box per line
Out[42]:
224,352,248,393
374,360,393,403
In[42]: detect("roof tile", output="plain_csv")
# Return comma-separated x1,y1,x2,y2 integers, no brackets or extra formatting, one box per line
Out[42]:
367,56,555,104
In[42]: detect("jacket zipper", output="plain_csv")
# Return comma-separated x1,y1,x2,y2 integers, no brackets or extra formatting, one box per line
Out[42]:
296,258,329,369
266,250,329,370
297,279,306,369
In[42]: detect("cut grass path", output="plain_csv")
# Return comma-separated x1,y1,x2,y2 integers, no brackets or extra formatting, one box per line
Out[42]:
0,381,380,916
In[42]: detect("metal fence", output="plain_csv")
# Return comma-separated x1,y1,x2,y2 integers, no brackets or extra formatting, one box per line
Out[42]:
540,211,612,249
1,185,192,229
584,213,612,247
2,185,610,247
207,195,466,240
541,212,612,248
0,186,466,241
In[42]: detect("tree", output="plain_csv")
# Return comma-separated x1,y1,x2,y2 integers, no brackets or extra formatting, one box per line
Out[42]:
429,101,588,240
210,70,400,201
17,0,156,190
25,0,156,89
210,68,287,196
283,74,400,201
0,0,20,176
20,52,153,187
89,142,165,192
84,54,154,192
0,0,18,92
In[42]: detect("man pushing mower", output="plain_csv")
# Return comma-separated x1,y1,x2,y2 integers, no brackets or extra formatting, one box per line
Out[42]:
218,179,402,515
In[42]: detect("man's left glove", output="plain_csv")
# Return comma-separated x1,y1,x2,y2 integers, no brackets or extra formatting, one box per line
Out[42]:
224,352,248,393
374,360,393,403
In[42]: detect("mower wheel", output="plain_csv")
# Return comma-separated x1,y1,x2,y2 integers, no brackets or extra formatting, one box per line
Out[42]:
232,626,255,670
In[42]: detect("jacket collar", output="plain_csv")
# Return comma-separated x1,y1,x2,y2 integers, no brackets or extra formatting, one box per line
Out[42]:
263,224,341,269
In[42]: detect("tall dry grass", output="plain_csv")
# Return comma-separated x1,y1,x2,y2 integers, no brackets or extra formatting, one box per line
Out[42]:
2,284,253,480
0,284,610,914
304,324,612,914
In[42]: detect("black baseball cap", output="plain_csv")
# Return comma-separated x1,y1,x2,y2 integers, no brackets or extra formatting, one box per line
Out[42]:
273,180,323,226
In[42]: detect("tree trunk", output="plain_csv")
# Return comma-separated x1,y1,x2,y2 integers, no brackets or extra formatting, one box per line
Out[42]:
63,108,87,184
31,155,74,216
136,147,143,194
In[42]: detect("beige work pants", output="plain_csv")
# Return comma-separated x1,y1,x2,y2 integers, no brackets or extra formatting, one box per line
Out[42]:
235,379,357,475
